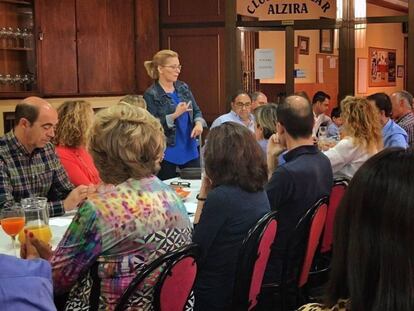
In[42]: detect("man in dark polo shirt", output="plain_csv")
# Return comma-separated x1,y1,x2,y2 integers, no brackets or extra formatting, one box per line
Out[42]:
262,95,333,291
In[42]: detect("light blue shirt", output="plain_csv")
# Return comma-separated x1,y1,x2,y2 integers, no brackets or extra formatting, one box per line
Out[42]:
211,111,255,132
382,118,408,149
0,254,56,311
327,123,340,139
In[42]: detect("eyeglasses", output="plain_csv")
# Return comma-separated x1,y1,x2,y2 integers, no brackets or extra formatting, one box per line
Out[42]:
234,102,252,109
162,65,182,71
170,181,191,188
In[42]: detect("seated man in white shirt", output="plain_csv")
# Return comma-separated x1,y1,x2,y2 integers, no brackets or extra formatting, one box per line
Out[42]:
210,91,255,132
312,91,332,138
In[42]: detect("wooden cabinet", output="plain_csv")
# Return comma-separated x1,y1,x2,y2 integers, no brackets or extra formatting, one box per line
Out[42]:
76,0,135,94
36,0,77,95
0,0,37,97
36,0,135,96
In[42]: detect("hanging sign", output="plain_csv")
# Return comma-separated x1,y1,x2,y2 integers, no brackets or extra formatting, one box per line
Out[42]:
238,0,336,20
255,49,275,79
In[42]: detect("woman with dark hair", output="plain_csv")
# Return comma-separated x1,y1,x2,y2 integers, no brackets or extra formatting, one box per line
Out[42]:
299,147,414,311
192,122,271,311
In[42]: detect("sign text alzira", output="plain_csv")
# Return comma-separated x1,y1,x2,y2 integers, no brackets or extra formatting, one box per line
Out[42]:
247,0,332,15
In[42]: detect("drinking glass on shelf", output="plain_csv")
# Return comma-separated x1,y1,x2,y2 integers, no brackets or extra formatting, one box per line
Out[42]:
1,204,25,256
0,27,7,48
6,27,14,47
19,197,52,244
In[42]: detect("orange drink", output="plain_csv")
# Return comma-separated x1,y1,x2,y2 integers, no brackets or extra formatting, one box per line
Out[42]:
1,217,25,236
18,225,52,244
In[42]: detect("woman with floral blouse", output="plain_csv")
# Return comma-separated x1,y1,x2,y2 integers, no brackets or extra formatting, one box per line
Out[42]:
22,105,192,310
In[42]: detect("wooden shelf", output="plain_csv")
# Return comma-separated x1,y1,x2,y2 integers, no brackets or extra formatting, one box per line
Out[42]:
0,47,33,51
0,0,31,5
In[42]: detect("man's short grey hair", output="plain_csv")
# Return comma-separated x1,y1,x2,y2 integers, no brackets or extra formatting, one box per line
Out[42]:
251,91,265,101
394,91,413,109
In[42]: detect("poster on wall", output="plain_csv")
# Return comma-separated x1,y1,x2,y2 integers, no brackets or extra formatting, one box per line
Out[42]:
368,47,396,87
254,49,275,79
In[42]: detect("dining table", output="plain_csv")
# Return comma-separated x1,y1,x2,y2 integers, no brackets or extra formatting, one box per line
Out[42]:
0,177,200,257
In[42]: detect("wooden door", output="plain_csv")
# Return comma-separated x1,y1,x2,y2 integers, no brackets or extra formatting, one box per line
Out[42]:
37,0,78,95
160,0,224,23
162,27,226,123
76,0,135,94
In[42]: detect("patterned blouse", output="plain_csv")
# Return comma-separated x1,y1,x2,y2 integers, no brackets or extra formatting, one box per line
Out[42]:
50,176,192,310
298,299,350,311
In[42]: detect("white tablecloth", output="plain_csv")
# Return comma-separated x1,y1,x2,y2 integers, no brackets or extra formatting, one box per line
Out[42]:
0,178,200,256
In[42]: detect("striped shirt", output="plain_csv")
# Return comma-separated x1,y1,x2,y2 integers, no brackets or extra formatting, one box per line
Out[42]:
396,112,414,146
0,131,73,217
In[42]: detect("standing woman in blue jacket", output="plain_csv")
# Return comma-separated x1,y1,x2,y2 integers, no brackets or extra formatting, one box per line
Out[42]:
144,49,206,180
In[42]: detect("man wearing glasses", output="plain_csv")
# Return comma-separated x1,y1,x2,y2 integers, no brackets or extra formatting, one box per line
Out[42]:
210,91,255,132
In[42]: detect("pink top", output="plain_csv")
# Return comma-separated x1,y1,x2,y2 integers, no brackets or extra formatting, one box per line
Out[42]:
56,146,101,186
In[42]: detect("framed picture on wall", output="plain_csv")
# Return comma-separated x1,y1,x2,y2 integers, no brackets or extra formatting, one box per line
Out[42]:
368,47,396,87
298,36,309,55
319,29,334,54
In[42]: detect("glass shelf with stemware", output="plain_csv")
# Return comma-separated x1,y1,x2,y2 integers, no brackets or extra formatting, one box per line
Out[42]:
0,0,37,95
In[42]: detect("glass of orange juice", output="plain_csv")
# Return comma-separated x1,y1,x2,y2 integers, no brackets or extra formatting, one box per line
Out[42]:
1,204,25,256
19,197,52,244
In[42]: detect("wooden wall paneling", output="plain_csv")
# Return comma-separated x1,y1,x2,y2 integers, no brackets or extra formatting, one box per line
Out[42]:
106,0,135,93
135,0,159,94
162,27,225,123
160,0,225,24
76,0,109,94
37,0,78,95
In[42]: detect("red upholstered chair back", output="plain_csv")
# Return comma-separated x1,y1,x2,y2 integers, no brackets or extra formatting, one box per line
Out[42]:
248,218,277,310
298,201,328,288
231,211,278,311
114,244,199,311
321,179,348,253
156,256,198,311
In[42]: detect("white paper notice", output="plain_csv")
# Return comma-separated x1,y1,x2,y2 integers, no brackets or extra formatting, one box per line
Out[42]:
358,58,368,94
329,57,336,69
318,58,324,83
254,49,275,79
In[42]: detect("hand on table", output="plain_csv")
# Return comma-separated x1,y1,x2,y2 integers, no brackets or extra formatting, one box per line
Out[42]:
21,230,52,261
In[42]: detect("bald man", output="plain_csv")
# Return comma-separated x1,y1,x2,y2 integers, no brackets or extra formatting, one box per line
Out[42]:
259,96,333,307
0,97,90,216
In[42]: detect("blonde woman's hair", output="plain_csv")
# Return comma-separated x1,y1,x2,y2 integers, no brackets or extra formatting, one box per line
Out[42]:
89,105,165,184
340,96,383,154
55,100,94,147
253,103,278,139
144,49,179,80
118,94,147,109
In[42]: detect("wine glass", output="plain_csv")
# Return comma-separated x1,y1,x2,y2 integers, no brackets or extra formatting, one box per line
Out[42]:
1,204,25,256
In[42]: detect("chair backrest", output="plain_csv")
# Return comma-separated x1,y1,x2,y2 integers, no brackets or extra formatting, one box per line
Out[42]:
298,198,328,287
321,178,348,253
115,244,199,311
231,211,278,311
